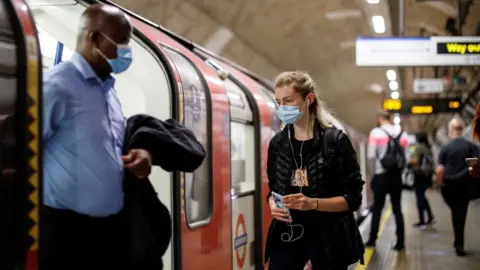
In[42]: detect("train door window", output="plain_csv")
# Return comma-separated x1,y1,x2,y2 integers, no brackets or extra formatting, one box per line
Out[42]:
258,87,281,132
162,46,212,227
221,78,256,196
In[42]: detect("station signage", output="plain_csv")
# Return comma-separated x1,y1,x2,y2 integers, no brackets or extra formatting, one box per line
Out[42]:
356,36,480,67
383,97,461,115
413,78,445,94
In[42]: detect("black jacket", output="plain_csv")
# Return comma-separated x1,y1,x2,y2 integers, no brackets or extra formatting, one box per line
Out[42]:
265,122,365,266
123,114,206,270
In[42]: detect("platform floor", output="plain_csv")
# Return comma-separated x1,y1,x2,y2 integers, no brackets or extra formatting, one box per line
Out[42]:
356,189,480,270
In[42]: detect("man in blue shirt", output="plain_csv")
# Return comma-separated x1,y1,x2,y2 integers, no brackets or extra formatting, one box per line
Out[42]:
41,4,152,269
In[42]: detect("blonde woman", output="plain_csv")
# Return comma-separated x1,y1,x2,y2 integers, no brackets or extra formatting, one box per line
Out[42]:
265,71,365,269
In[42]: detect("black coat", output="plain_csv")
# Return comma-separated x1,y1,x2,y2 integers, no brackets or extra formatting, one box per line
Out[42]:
123,114,206,270
265,122,365,266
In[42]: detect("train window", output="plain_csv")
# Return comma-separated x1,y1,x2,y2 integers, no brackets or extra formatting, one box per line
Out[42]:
230,122,255,195
162,46,212,227
223,78,253,122
221,78,256,196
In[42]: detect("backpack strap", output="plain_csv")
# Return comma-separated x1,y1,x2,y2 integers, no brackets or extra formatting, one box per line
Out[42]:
380,128,404,143
323,127,340,167
395,130,404,140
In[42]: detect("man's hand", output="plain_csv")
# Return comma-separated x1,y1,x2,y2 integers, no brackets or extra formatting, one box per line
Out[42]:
122,149,152,179
469,163,480,178
283,193,316,211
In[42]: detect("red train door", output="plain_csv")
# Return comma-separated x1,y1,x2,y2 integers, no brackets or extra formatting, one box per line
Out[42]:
199,57,265,270
0,0,42,269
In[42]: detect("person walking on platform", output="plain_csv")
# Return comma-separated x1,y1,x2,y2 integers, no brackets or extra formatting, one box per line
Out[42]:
365,111,409,250
436,118,478,256
41,4,149,269
409,132,436,229
264,71,365,270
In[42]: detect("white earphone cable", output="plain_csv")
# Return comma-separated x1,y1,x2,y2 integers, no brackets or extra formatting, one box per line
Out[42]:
280,100,312,243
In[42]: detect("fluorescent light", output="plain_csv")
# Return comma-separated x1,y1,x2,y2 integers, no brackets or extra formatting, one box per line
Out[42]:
325,9,362,21
369,83,383,94
386,69,396,81
367,0,380,4
393,115,401,125
389,81,399,91
391,91,400,99
372,16,386,33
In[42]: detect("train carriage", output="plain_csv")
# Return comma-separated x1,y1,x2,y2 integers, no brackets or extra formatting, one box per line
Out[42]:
0,0,372,269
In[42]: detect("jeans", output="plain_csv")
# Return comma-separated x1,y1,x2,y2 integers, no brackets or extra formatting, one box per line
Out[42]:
368,172,405,245
414,175,434,223
441,180,470,249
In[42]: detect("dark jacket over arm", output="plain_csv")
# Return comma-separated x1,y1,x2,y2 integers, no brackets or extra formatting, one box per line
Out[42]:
124,114,206,172
123,114,206,270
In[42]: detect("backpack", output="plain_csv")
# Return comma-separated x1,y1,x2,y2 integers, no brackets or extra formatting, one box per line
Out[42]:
379,129,406,172
322,127,365,265
420,152,435,176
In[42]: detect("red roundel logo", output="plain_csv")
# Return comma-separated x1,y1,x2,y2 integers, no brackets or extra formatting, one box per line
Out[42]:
234,214,248,268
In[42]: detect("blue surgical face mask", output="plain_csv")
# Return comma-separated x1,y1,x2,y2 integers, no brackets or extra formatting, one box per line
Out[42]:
96,33,133,74
277,105,303,125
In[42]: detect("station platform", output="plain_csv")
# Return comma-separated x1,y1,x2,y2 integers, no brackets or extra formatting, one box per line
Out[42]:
353,190,480,270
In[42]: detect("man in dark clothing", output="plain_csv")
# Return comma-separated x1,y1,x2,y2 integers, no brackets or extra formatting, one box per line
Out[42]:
365,111,409,250
437,118,479,256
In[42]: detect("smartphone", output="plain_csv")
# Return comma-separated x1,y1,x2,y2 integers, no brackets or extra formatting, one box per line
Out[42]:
271,191,287,209
466,158,479,166
271,191,292,219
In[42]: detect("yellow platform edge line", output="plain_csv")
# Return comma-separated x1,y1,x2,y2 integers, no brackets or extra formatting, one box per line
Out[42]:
355,205,392,270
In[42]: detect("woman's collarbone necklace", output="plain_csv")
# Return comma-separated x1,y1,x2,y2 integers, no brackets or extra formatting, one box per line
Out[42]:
288,127,305,194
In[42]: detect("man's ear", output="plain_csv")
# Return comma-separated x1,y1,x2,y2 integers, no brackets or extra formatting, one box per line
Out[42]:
89,31,100,47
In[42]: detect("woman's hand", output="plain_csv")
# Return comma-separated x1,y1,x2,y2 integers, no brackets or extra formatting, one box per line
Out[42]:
269,197,292,223
283,193,316,211
304,260,312,270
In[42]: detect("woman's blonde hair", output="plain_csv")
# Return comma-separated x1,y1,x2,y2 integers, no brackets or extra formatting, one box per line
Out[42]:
274,71,331,127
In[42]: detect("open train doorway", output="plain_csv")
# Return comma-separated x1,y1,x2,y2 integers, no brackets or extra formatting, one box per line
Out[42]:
0,0,42,269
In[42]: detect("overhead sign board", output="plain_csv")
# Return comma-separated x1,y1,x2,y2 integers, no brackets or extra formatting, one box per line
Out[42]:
383,97,461,115
413,78,445,94
356,36,480,67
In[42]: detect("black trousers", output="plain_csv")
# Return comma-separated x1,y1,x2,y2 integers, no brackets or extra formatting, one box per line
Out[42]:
39,206,128,270
368,172,405,245
268,232,348,270
414,175,434,224
441,180,470,249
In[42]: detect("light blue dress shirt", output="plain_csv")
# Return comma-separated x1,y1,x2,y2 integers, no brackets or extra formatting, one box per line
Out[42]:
42,52,125,217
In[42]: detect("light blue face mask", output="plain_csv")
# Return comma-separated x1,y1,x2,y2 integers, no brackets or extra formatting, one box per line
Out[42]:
277,105,303,124
96,33,133,74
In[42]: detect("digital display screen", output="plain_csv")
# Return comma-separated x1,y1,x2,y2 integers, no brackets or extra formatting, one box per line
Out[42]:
383,98,462,115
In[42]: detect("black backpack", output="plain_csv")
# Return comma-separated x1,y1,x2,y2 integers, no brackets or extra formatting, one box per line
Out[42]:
380,129,406,172
420,152,435,176
322,127,365,265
